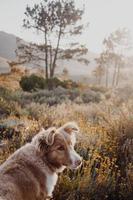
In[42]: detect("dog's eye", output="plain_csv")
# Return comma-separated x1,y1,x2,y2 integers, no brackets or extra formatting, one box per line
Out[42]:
57,146,64,151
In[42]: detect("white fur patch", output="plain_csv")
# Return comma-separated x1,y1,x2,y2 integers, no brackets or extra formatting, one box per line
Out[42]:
56,166,66,173
70,132,76,147
69,146,82,169
46,172,58,197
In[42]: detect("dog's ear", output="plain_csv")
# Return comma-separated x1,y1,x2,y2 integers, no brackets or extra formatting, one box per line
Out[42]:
32,127,56,152
59,122,79,135
43,127,56,146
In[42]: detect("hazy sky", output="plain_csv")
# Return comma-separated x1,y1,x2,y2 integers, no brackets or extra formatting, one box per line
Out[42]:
0,0,133,53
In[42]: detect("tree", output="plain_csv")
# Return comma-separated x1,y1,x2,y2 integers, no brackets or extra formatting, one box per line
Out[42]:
103,28,132,87
93,65,105,85
94,52,110,87
15,38,46,70
23,0,88,80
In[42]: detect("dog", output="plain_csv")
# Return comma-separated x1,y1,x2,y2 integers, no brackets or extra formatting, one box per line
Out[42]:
0,122,82,200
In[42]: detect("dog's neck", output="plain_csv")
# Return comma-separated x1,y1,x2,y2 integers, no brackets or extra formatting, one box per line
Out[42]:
40,154,65,198
40,153,65,175
43,156,57,173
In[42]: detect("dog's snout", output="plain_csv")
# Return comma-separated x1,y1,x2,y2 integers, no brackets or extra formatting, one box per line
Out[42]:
68,147,82,169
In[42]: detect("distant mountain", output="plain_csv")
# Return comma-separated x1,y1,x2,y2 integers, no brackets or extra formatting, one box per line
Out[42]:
0,31,17,60
0,31,99,78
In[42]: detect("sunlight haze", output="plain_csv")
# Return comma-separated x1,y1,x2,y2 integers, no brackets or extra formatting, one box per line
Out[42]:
0,0,133,53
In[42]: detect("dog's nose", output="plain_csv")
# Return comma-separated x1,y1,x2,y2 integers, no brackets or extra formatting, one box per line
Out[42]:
75,159,82,167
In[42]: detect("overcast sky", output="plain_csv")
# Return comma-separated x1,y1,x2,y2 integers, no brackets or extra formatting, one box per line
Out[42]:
0,0,133,53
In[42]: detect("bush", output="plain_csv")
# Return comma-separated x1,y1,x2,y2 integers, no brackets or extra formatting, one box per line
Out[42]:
43,78,79,90
81,90,102,104
115,85,133,102
61,80,79,89
19,87,81,106
0,86,22,103
90,85,108,93
20,74,46,92
0,87,24,118
18,85,105,107
20,75,79,92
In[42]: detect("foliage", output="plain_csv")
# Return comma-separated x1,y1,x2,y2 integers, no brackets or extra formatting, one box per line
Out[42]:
20,74,46,91
94,28,132,87
22,0,88,79
19,86,105,106
92,65,105,85
0,86,133,199
19,75,79,91
81,90,102,103
0,87,24,118
89,85,108,93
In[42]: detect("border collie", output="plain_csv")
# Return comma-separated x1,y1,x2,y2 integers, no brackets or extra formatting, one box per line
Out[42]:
0,122,82,200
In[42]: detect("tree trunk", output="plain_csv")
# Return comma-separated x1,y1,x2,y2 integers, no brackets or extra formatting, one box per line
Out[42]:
50,26,62,78
44,30,49,80
112,60,118,87
116,64,121,86
105,65,109,88
49,44,53,78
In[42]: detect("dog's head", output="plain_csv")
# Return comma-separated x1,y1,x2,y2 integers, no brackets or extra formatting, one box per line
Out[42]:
32,122,82,172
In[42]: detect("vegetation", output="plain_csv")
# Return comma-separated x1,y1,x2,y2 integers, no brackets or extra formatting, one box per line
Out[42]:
93,28,132,87
19,74,79,91
0,1,133,200
0,85,133,200
18,0,89,80
20,74,46,91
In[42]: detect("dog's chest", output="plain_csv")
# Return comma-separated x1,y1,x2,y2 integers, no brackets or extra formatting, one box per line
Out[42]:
46,172,58,197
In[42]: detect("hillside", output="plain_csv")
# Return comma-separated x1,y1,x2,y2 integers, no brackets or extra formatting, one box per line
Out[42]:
0,31,98,79
0,31,17,60
0,56,11,74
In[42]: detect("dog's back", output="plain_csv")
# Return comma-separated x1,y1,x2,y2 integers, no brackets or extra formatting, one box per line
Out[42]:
0,143,47,200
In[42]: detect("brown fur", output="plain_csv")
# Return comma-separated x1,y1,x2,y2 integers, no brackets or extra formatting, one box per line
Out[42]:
0,122,82,200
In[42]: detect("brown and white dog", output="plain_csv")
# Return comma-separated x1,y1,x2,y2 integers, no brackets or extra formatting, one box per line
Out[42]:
0,122,82,200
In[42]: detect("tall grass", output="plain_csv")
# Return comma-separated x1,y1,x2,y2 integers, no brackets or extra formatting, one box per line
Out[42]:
0,86,133,200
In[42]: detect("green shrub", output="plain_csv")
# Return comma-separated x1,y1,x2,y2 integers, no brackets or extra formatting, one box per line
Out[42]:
45,78,79,90
0,86,13,101
20,74,46,92
81,90,102,104
61,80,79,89
46,77,63,89
20,75,78,92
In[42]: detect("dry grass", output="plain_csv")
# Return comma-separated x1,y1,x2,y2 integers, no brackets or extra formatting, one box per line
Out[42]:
0,86,133,200
0,72,21,90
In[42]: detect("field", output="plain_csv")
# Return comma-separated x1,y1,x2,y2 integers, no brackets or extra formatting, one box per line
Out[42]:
0,83,133,200
0,0,133,199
